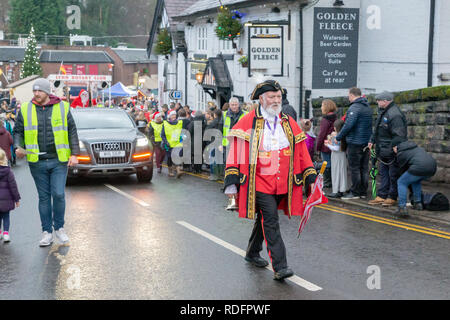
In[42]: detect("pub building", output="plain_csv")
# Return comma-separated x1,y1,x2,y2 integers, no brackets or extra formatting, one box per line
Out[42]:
148,0,450,118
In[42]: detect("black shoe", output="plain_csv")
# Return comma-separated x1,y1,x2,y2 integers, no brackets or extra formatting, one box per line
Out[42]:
273,268,294,281
395,207,409,218
327,192,343,199
413,202,423,211
245,256,269,268
341,192,359,200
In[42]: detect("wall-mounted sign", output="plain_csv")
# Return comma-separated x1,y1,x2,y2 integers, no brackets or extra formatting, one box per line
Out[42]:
248,26,283,77
312,7,359,89
190,63,207,80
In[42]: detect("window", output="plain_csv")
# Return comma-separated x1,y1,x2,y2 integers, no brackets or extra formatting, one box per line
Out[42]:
196,87,209,111
197,27,208,51
219,39,232,52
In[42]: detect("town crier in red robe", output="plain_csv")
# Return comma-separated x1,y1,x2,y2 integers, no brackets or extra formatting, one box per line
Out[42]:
223,80,318,281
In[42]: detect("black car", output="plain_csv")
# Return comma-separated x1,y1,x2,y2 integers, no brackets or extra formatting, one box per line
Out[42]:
69,108,153,183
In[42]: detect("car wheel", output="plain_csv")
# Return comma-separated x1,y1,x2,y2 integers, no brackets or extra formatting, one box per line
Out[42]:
137,167,153,183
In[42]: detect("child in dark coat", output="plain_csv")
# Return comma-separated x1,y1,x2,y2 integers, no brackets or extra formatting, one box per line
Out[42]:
0,148,20,242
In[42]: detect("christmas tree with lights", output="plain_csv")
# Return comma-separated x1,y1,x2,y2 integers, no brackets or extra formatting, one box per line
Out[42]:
215,6,244,48
20,26,43,79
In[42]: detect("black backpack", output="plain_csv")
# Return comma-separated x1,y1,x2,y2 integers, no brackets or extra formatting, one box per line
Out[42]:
421,192,449,211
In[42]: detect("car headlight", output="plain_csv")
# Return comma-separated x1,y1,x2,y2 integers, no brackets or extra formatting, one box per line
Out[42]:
79,141,86,149
136,137,149,147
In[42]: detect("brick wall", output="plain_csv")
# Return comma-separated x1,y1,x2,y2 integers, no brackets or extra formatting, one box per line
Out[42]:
311,85,450,183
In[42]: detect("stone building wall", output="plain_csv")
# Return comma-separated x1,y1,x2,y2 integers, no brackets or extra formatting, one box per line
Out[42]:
311,85,450,183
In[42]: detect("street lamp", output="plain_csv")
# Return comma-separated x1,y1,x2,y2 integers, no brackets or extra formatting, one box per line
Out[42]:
195,72,204,84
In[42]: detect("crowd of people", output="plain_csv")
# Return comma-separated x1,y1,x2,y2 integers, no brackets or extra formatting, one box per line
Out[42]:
314,87,438,217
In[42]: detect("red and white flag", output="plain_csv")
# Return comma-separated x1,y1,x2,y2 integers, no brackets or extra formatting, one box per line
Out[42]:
298,174,328,236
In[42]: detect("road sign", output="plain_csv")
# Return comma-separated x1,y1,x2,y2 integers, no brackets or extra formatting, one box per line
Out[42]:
169,90,182,100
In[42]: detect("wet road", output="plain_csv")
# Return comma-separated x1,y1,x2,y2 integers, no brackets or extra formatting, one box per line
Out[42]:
1,160,449,300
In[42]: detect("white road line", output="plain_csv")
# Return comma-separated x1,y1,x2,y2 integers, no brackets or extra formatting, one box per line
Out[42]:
176,220,322,292
104,184,150,207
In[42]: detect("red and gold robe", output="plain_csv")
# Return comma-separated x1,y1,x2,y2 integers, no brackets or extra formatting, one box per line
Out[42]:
224,106,317,220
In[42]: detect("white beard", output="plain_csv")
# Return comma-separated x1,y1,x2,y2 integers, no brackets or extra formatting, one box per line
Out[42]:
264,104,282,117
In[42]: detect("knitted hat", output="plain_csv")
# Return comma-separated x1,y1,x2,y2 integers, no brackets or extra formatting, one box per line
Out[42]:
32,78,51,95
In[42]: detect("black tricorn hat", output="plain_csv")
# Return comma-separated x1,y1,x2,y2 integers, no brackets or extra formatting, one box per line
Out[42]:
250,80,283,100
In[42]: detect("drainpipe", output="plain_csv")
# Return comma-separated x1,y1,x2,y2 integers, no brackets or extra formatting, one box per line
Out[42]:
299,4,304,119
427,0,436,87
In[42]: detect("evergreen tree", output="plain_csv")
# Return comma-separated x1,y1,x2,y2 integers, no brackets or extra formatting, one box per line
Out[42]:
20,26,43,79
9,0,67,40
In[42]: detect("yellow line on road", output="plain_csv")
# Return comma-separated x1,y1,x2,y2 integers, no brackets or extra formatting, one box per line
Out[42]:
181,168,450,240
318,204,450,240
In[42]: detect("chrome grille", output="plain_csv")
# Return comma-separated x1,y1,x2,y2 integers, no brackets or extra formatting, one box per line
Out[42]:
91,142,132,165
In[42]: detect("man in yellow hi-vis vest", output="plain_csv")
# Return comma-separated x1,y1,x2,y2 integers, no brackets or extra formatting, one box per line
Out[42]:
219,97,247,175
13,78,80,247
161,110,184,178
147,111,165,173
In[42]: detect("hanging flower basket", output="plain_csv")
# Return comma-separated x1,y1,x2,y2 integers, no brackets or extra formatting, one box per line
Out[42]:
238,55,248,67
215,6,244,47
154,28,173,56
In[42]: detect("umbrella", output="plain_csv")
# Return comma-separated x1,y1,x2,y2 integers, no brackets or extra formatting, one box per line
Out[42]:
369,148,378,199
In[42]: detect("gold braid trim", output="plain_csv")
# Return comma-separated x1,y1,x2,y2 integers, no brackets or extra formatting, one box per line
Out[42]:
227,129,250,142
224,167,239,179
247,118,264,220
295,132,307,144
294,174,303,186
302,168,317,186
281,119,295,218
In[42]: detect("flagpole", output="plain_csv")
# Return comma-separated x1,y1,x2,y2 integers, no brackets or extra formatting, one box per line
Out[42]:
59,61,63,75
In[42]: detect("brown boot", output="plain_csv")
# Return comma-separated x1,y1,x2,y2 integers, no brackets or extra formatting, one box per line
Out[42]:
368,196,386,205
168,166,175,177
176,166,183,178
382,198,397,207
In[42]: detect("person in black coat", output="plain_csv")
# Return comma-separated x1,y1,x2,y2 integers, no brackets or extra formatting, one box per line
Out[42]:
368,91,407,207
392,136,437,217
281,88,297,122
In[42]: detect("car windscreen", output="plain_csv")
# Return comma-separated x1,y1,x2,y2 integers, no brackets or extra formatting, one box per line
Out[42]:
73,111,135,129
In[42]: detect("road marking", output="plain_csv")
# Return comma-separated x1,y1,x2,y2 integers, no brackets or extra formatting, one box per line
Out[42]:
104,184,150,207
318,204,450,240
176,220,322,292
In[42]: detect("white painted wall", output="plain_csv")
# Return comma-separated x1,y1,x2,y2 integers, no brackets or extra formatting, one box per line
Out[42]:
434,0,450,85
158,0,450,113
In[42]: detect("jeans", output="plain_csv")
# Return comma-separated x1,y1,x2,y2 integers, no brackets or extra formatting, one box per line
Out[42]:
0,211,10,232
397,171,430,208
321,152,331,168
29,158,68,233
347,144,369,196
378,160,400,200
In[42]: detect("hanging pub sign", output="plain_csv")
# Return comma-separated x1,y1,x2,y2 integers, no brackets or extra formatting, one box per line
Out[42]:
312,7,360,89
248,26,283,77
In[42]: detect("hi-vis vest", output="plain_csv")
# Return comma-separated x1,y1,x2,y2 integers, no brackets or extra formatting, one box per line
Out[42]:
222,110,247,146
97,104,104,108
21,101,71,163
150,121,163,142
163,120,183,148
